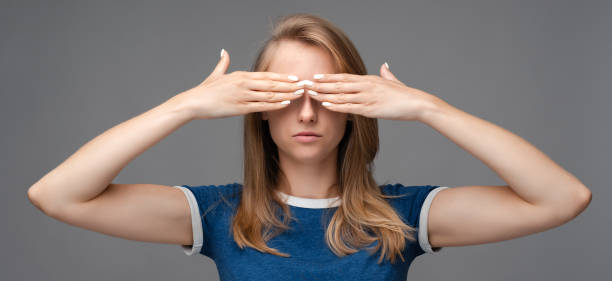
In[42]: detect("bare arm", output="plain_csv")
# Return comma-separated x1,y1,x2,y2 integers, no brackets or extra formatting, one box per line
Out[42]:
25,49,304,245
303,67,592,249
27,94,193,214
416,99,592,248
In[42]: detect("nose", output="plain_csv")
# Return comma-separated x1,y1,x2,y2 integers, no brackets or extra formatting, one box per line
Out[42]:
296,90,318,122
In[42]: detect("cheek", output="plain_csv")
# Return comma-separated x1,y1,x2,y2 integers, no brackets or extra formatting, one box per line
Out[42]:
329,113,349,130
267,118,290,144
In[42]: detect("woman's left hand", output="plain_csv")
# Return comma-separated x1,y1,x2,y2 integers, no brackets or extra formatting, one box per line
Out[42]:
304,63,444,121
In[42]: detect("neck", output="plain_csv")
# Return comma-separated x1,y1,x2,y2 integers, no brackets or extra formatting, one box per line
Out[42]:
276,147,339,199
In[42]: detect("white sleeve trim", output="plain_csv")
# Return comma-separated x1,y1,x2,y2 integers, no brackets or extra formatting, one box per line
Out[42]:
173,185,203,256
418,186,449,254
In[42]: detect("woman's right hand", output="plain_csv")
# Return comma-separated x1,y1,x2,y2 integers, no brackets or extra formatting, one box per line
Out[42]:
178,49,306,120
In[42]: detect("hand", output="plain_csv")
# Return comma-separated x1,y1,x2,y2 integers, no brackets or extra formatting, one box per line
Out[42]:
177,49,305,120
304,63,443,121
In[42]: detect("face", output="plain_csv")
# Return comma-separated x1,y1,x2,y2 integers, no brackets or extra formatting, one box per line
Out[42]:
262,40,349,164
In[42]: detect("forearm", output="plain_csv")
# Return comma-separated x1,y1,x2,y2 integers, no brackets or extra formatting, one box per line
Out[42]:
28,93,194,212
417,98,591,211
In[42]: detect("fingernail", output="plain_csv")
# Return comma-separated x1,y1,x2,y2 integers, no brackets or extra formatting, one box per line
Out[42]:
322,102,331,106
384,62,389,69
297,80,314,86
313,74,324,79
307,90,318,96
281,100,291,105
294,89,305,95
288,75,299,81
220,48,225,58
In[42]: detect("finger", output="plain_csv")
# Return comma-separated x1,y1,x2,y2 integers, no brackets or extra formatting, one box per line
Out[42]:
307,91,368,104
245,79,304,92
210,49,230,77
246,71,301,82
245,100,293,112
243,89,305,102
379,63,401,82
307,81,366,94
201,49,230,85
320,101,362,114
310,73,361,82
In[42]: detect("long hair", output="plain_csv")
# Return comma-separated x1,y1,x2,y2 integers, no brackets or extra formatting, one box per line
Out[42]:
231,13,416,264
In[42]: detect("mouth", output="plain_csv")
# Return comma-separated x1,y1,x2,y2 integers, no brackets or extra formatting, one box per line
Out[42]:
293,135,321,142
293,132,322,137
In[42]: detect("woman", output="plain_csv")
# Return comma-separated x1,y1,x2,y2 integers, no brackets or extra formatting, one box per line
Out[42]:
27,13,592,280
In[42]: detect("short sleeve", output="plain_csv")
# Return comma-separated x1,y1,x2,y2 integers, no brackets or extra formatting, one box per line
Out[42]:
172,185,203,256
417,186,449,254
172,183,241,258
382,183,449,256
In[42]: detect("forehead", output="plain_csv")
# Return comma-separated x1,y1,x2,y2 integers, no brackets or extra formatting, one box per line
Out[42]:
267,40,336,76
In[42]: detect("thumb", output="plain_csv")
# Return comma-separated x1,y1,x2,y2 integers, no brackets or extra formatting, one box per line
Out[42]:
209,48,231,78
379,62,400,82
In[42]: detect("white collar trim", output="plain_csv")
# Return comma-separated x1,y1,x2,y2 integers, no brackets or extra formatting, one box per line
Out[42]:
276,190,342,208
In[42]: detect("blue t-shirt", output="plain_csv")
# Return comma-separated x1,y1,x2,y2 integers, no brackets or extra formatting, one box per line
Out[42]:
172,183,448,281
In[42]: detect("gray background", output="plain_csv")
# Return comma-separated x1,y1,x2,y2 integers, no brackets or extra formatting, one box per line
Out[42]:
2,0,609,280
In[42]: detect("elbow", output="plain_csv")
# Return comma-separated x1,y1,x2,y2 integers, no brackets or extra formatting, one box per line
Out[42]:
574,186,592,215
27,185,47,211
538,184,592,226
27,185,59,216
561,185,592,221
27,186,45,211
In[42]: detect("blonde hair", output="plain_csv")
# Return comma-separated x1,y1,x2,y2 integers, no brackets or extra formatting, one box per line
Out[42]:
231,13,416,264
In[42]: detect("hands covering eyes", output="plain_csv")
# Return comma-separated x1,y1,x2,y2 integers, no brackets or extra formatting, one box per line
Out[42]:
302,64,444,121
175,49,443,122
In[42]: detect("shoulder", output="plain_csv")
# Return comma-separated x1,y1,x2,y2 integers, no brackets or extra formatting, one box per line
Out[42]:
379,183,447,226
175,182,242,211
178,181,241,193
380,183,449,255
380,182,442,198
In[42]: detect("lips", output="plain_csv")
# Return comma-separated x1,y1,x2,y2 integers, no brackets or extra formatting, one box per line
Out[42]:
293,131,322,137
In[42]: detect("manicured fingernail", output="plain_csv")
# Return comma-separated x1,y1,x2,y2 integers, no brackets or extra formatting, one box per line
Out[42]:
281,100,291,105
384,62,389,69
297,80,314,86
220,48,225,58
294,89,305,95
313,74,324,79
307,90,318,96
288,75,299,81
322,102,331,106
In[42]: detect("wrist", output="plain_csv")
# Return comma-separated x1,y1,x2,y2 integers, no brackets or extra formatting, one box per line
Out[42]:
416,95,454,124
160,92,196,123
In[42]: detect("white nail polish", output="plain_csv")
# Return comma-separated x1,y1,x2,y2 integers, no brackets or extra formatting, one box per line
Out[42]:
297,80,314,86
288,75,299,81
220,48,225,58
313,74,324,79
281,100,291,105
322,102,331,106
294,89,305,95
384,62,389,69
307,90,318,96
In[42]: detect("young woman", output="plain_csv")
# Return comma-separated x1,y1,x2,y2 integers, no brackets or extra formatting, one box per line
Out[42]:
27,13,592,280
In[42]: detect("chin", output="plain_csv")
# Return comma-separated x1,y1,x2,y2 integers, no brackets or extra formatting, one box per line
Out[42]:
284,149,326,163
